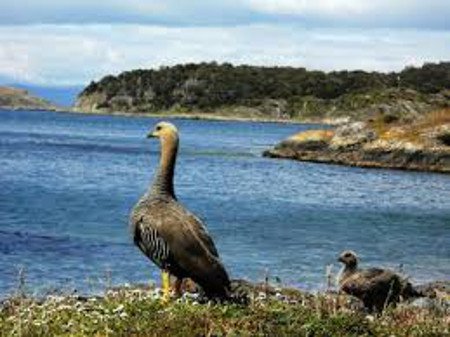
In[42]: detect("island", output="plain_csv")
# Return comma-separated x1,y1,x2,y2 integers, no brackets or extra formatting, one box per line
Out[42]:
0,86,58,111
75,62,450,123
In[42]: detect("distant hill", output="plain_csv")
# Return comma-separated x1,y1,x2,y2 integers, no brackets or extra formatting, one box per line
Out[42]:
75,62,450,122
13,84,83,107
0,86,58,111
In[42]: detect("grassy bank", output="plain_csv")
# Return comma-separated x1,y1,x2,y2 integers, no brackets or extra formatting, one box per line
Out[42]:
1,285,448,337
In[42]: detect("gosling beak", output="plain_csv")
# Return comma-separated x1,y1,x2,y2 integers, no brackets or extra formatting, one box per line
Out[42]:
146,131,156,138
337,257,344,263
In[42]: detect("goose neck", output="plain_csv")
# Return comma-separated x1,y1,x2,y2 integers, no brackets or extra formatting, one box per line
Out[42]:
150,135,178,198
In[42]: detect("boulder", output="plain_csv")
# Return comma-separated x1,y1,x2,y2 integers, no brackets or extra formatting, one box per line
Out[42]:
330,122,376,149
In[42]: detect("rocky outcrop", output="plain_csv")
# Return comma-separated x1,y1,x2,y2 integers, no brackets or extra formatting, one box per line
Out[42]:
0,86,57,111
263,109,450,173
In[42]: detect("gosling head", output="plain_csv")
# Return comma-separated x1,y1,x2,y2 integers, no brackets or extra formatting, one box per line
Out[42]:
147,121,179,141
338,250,358,268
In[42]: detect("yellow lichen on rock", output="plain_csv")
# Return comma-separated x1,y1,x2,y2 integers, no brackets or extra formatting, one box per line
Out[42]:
288,129,334,143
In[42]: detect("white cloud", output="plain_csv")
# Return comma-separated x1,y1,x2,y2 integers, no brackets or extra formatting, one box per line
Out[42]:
0,1,248,25
0,42,33,82
1,1,449,29
245,0,450,28
246,0,448,16
246,0,371,16
0,24,449,85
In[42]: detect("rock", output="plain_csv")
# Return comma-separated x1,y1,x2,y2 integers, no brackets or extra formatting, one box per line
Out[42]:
415,281,450,298
330,122,376,149
409,297,438,309
259,99,289,119
75,91,109,112
263,109,450,173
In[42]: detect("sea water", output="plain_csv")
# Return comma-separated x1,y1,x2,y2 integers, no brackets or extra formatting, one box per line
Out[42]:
0,109,449,297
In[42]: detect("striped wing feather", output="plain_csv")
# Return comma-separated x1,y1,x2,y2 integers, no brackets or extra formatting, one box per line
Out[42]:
133,223,170,269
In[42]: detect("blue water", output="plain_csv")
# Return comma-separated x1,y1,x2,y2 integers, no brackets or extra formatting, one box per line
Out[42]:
0,109,449,298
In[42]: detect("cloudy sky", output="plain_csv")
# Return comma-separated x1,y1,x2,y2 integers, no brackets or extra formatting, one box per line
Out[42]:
1,1,449,86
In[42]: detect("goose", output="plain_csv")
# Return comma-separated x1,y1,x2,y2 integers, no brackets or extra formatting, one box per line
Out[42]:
130,121,231,301
337,250,417,312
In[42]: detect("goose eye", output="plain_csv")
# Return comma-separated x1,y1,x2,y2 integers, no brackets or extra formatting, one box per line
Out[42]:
156,126,162,131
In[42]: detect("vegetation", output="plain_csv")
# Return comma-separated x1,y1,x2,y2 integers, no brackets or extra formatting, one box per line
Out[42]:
374,108,450,146
1,285,448,337
76,62,450,121
0,86,57,111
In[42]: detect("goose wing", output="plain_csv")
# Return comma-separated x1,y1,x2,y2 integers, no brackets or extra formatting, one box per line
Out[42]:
341,268,397,296
131,197,230,294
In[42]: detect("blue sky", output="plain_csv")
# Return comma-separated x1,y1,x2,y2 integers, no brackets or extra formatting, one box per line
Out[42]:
1,1,449,86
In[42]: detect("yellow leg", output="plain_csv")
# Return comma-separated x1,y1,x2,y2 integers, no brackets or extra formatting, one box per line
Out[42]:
161,270,170,303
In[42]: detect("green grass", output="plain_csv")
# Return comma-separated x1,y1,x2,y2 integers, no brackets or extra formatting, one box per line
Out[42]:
1,286,448,337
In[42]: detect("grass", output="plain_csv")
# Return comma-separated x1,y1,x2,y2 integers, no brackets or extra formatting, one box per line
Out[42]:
421,108,450,127
1,285,448,337
373,108,450,147
288,130,334,143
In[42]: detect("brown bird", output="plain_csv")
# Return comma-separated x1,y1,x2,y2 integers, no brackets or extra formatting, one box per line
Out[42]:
130,121,231,302
337,250,414,312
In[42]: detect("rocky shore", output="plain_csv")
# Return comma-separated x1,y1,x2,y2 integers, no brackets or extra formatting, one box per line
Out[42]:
264,109,450,173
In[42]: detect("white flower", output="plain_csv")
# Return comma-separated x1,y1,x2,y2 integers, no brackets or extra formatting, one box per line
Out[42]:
113,304,124,313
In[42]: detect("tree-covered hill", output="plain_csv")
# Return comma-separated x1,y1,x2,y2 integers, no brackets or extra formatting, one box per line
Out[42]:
75,62,450,121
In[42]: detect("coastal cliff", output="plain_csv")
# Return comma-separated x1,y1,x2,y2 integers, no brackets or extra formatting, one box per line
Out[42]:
75,62,450,122
264,109,450,173
0,86,57,111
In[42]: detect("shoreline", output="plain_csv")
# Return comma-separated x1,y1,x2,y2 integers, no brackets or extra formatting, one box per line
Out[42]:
0,105,62,112
1,280,448,336
263,148,450,175
69,108,338,125
0,106,338,125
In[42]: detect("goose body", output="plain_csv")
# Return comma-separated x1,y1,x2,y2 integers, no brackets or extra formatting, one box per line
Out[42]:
130,122,231,299
338,250,411,312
